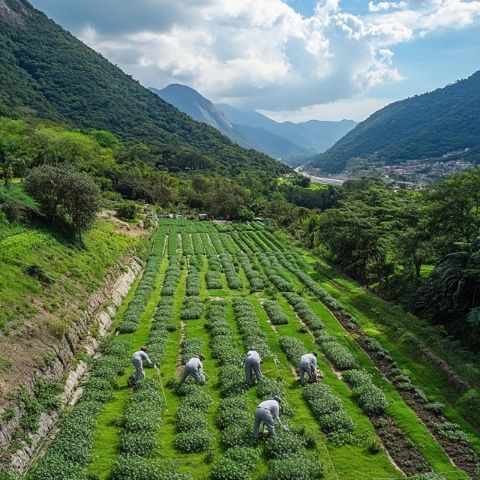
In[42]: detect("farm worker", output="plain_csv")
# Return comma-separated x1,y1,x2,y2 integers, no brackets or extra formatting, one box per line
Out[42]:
299,352,318,385
129,347,153,386
244,348,263,385
253,396,285,438
179,355,206,385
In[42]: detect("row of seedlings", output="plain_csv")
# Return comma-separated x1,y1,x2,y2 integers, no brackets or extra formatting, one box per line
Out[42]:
206,254,223,290
239,233,263,254
282,259,479,475
162,255,182,296
117,229,166,333
263,299,289,325
246,231,274,253
238,254,266,292
168,227,178,256
206,229,225,254
181,232,194,256
192,233,206,255
113,300,173,476
279,336,355,442
285,293,431,475
174,338,213,454
256,254,293,292
206,302,259,480
361,338,480,475
186,256,201,296
219,232,239,255
29,339,131,480
219,253,243,290
231,300,323,479
200,233,216,256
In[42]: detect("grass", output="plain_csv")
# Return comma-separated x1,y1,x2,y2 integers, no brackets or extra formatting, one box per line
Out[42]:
0,220,139,334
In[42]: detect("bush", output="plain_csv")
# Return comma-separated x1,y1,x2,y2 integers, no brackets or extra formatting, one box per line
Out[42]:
263,455,323,480
319,410,355,434
264,300,289,325
224,447,260,468
120,432,158,457
351,384,388,415
24,165,101,237
111,456,192,480
222,423,255,449
174,428,212,452
211,458,251,480
176,409,208,432
264,430,305,459
117,200,140,220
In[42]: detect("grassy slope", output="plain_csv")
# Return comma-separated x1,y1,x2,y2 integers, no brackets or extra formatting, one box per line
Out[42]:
0,219,141,401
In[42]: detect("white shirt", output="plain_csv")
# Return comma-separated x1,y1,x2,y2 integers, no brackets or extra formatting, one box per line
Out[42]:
187,357,203,371
300,353,317,368
257,399,280,420
245,350,261,363
133,350,151,364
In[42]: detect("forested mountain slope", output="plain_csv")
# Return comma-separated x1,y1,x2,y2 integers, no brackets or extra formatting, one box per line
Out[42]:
0,0,288,176
310,71,480,173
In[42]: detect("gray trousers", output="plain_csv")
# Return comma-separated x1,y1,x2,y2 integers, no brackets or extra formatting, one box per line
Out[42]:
132,357,145,382
180,365,205,385
253,408,275,438
299,362,315,385
245,358,263,385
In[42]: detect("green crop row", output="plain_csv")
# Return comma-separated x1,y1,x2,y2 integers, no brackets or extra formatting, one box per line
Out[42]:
192,233,206,255
219,232,239,255
28,339,131,480
200,233,216,256
162,255,182,296
207,231,225,254
238,254,266,292
279,336,355,442
263,300,288,325
186,260,200,297
180,297,204,320
219,253,243,290
181,233,194,256
117,230,165,333
283,293,325,332
232,297,272,359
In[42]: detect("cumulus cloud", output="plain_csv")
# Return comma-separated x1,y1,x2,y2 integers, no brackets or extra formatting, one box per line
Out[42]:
30,0,480,112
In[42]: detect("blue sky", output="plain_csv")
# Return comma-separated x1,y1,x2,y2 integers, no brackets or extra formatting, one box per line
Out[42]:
30,0,480,122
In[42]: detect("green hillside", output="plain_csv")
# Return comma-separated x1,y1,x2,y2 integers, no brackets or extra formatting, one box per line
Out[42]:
0,0,288,177
310,71,480,174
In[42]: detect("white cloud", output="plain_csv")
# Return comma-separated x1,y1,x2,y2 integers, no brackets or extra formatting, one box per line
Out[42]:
261,97,393,122
31,0,480,114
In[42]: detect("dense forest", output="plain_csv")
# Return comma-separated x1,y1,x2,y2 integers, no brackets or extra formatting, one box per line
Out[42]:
310,71,480,173
271,171,480,349
0,0,288,178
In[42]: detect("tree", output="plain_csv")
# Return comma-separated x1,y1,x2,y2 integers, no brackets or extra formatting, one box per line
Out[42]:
24,165,101,238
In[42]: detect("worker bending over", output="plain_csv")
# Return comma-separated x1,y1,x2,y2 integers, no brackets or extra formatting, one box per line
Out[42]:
299,352,319,385
244,348,263,386
129,346,154,387
253,395,285,438
179,355,205,385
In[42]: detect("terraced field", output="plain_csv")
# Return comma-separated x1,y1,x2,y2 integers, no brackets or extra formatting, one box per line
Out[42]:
25,220,480,480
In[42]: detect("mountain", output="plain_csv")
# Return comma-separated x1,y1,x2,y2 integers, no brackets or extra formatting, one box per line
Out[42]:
0,0,289,177
219,103,357,156
151,84,246,145
151,83,355,165
152,84,311,163
310,71,480,174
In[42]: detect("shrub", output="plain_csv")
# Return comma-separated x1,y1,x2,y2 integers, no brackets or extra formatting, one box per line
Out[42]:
219,365,248,396
263,455,323,480
264,300,289,325
174,428,212,453
176,409,208,432
210,459,251,480
111,456,192,480
222,423,256,449
120,432,158,457
181,296,204,320
25,165,101,237
319,410,355,434
342,369,372,388
424,402,445,415
224,447,260,468
434,422,469,443
264,430,305,459
117,200,139,220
